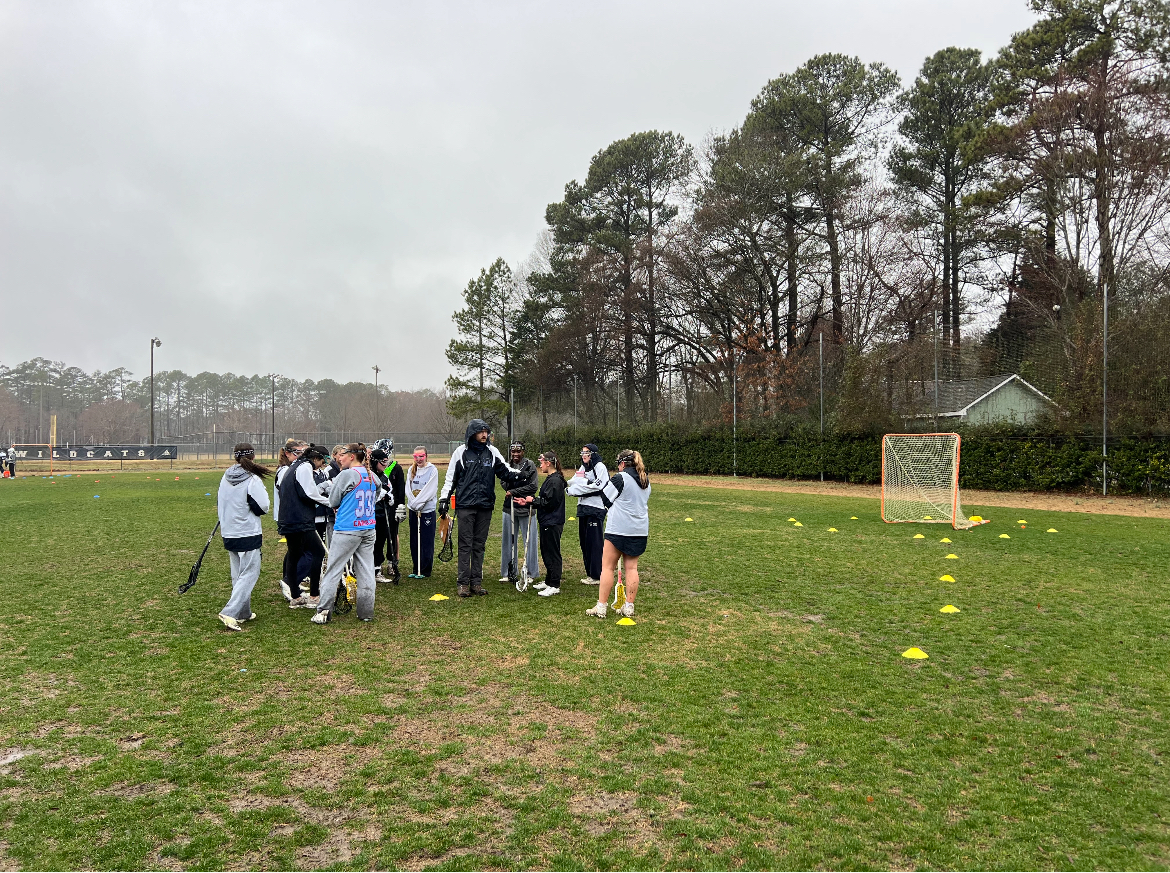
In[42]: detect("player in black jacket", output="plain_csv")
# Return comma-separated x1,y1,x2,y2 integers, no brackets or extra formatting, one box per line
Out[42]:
438,419,524,597
516,450,567,597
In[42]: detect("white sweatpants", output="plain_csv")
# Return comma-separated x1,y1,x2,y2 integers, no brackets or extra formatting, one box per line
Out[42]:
222,549,261,621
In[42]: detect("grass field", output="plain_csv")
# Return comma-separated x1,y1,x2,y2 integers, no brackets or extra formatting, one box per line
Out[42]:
1,469,1168,870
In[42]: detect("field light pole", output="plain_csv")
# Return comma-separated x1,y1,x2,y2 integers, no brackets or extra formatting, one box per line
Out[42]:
149,337,162,444
572,374,577,437
732,349,737,479
1103,284,1109,496
819,332,824,482
372,364,381,434
267,373,279,460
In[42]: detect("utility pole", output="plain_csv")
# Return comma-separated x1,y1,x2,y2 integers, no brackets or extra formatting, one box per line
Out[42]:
268,374,278,460
149,337,162,444
933,309,940,429
732,350,737,478
372,364,381,435
819,332,824,482
509,388,515,445
1103,280,1109,495
573,374,578,435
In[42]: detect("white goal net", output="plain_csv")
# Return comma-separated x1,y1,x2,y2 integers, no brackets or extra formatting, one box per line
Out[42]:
881,433,979,530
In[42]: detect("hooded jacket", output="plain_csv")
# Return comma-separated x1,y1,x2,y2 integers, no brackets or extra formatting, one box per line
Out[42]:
502,456,538,518
217,464,271,551
439,419,521,510
566,443,608,518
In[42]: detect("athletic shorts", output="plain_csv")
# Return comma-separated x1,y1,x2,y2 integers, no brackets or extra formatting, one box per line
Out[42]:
604,533,647,557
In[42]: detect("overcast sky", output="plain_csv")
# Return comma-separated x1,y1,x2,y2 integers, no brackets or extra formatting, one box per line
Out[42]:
0,0,1036,390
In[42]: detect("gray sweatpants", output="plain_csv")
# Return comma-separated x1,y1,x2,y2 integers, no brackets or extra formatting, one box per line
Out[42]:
222,549,261,621
317,529,376,620
501,511,539,579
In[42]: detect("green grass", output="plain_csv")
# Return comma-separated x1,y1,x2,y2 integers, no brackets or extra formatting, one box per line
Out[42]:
1,469,1168,870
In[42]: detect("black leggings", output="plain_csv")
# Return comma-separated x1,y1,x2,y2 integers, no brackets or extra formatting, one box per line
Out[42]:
539,523,563,587
285,529,324,596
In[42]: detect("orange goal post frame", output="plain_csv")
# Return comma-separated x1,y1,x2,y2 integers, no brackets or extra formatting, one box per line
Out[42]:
880,433,989,530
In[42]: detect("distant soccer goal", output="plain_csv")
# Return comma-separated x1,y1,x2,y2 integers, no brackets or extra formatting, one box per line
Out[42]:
881,433,986,530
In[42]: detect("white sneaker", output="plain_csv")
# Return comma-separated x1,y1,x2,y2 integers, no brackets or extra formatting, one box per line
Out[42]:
498,576,510,583
619,602,635,617
585,602,607,618
310,611,330,625
243,612,258,622
580,577,600,586
217,613,242,631
538,586,561,597
532,581,548,591
279,581,294,603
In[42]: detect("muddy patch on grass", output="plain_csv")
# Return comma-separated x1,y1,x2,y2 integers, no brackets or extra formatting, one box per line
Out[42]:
44,754,102,771
279,743,382,793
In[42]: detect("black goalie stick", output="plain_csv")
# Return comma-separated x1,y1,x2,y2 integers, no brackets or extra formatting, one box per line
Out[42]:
178,521,221,594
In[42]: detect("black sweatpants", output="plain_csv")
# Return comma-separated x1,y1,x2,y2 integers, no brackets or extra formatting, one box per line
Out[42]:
578,512,605,580
539,523,563,588
409,510,437,576
285,529,324,596
456,505,493,588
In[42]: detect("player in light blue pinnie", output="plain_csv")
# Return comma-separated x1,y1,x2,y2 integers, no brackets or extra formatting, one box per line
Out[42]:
312,442,379,624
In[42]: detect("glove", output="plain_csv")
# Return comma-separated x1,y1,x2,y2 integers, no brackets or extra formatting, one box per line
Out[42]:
395,504,407,521
318,479,333,495
439,497,450,518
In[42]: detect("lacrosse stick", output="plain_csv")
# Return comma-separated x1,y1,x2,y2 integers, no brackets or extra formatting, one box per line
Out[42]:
438,514,454,562
178,521,220,594
516,512,532,592
611,555,626,611
507,495,519,589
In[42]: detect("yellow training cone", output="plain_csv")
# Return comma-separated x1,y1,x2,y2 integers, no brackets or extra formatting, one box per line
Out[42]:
940,605,960,613
1047,528,1058,533
278,537,287,543
429,593,449,601
970,515,983,522
999,534,1011,539
568,516,575,521
902,647,929,659
913,533,925,539
685,517,694,522
939,574,955,582
945,553,958,559
794,522,803,527
851,516,858,520
923,515,933,520
616,617,636,626
827,527,838,532
940,537,951,543
1017,519,1027,524
788,517,797,522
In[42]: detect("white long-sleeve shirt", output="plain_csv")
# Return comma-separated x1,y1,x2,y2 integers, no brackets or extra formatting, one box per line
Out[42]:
566,461,609,513
406,463,438,513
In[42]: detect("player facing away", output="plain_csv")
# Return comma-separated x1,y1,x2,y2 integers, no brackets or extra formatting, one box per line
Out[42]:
586,449,650,620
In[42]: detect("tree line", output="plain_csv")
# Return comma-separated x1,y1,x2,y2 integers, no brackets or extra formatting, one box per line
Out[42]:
446,0,1170,437
0,358,457,446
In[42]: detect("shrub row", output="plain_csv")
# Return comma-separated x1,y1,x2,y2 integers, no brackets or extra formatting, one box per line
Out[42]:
524,424,1170,495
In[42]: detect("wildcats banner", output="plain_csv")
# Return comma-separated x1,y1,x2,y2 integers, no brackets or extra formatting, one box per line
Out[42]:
12,445,179,461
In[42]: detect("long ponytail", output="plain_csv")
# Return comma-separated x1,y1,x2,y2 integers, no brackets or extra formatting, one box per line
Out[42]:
233,442,273,480
615,449,649,488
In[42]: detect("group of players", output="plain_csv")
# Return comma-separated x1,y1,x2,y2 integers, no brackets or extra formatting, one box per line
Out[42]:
213,417,651,630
